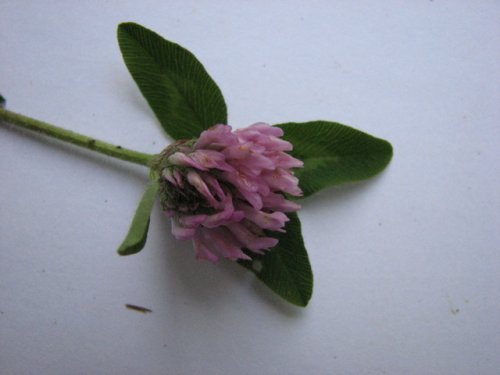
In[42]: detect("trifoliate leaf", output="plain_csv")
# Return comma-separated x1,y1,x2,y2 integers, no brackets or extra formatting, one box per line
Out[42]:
118,180,159,256
276,121,393,197
239,213,313,307
118,22,227,140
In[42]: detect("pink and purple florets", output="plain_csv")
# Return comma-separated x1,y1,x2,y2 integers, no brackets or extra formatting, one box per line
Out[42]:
153,123,303,262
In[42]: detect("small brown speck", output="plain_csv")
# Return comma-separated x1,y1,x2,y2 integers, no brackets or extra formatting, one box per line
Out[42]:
125,304,152,314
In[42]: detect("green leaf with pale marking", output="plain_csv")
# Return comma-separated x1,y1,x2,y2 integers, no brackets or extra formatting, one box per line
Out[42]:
276,121,393,197
118,181,159,256
117,22,227,140
238,213,313,307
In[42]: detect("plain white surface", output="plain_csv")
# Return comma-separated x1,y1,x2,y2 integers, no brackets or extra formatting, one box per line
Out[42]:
1,1,499,374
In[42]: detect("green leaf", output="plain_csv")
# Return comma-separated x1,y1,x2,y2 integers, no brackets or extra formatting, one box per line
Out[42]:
117,22,227,140
276,121,393,197
238,213,313,307
118,180,159,256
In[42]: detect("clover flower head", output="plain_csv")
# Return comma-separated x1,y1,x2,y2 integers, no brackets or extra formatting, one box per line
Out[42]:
153,123,303,262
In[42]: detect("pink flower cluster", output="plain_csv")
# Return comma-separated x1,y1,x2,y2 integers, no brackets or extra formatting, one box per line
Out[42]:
157,123,303,262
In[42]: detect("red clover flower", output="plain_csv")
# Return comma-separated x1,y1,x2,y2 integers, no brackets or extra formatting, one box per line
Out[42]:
152,123,303,262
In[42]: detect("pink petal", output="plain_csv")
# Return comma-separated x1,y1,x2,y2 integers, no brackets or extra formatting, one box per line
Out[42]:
262,168,302,196
193,235,219,262
179,214,208,228
221,170,261,193
173,170,184,187
168,152,207,171
226,222,279,252
274,153,304,169
238,204,289,231
190,149,234,172
171,218,196,240
203,204,236,228
162,169,178,186
237,188,263,210
262,192,301,212
203,174,228,202
194,124,237,150
186,171,217,206
247,122,284,137
199,227,251,261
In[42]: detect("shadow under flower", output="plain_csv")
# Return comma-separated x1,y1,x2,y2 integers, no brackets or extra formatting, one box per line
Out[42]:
152,206,307,317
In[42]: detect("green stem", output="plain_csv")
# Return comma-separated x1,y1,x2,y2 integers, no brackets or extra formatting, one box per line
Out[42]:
0,108,155,166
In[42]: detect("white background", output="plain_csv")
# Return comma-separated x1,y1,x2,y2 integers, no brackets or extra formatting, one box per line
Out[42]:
1,1,499,374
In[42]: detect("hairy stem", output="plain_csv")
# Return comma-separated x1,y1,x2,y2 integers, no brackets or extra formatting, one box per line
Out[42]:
0,108,154,166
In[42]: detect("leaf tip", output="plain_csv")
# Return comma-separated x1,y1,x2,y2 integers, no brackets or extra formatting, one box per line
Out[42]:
117,237,147,256
117,245,131,256
379,138,394,169
117,21,138,31
117,22,144,43
117,241,138,256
